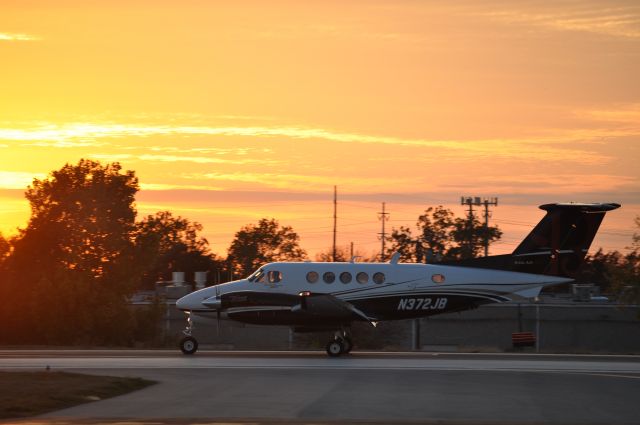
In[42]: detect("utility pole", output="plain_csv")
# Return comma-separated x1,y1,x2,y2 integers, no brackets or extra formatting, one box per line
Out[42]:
333,186,337,262
377,202,390,261
460,196,498,257
350,241,354,258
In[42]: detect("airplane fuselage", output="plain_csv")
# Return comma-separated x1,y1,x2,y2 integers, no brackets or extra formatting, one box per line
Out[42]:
177,261,570,329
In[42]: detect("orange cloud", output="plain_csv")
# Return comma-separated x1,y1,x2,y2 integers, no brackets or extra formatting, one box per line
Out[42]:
0,121,613,165
480,5,640,39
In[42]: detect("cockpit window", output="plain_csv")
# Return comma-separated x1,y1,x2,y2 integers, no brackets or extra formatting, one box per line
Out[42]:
248,268,264,282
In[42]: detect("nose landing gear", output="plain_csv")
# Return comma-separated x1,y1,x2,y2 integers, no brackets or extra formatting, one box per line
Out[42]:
180,335,198,355
179,311,199,355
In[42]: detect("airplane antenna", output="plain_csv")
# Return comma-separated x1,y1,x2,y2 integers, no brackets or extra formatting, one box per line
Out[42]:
377,202,390,261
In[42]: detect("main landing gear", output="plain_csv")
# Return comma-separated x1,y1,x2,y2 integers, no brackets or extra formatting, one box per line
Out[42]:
325,330,353,357
179,311,199,355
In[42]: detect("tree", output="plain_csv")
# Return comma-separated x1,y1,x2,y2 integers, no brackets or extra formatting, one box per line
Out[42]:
314,245,376,262
449,213,502,260
577,249,625,292
608,215,640,306
227,218,307,278
135,211,224,288
0,159,140,344
387,206,502,262
22,159,138,279
0,233,9,263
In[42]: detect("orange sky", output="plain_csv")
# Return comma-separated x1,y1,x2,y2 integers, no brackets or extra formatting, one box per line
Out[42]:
1,0,639,258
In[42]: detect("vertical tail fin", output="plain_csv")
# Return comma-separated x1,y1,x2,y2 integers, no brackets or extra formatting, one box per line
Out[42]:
442,203,620,278
512,203,620,277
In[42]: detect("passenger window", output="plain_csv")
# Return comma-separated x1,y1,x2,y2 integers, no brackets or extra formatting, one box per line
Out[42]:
356,272,368,284
267,270,282,283
373,272,385,284
306,271,319,283
323,271,335,284
432,273,445,284
340,272,352,284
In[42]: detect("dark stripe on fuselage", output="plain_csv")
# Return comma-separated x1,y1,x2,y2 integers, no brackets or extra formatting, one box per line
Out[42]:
226,292,500,326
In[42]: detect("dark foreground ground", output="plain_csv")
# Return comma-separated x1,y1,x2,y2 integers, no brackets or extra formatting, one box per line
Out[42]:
0,371,153,419
1,350,639,425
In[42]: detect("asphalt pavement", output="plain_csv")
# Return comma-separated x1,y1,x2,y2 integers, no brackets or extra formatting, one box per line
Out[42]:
1,350,639,425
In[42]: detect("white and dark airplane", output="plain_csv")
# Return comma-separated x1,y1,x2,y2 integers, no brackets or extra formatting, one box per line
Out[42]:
176,202,620,356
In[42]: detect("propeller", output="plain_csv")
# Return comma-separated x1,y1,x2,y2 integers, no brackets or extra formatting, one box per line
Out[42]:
215,284,221,335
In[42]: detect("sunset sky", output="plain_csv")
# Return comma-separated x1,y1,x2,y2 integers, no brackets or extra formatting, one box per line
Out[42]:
1,0,639,259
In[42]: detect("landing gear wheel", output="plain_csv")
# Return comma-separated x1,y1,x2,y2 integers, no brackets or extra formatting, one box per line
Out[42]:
342,337,353,354
326,339,344,357
180,336,198,355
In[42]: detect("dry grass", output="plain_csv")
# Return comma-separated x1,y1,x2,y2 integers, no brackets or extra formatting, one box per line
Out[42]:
0,371,154,419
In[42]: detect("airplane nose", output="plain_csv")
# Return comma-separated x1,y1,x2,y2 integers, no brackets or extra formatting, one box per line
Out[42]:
175,295,189,311
176,292,202,311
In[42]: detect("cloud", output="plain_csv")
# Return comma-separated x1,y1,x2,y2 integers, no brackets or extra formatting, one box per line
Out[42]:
0,32,40,41
139,183,223,191
576,103,640,125
0,171,46,189
462,173,638,194
183,171,412,192
479,4,640,39
0,121,614,165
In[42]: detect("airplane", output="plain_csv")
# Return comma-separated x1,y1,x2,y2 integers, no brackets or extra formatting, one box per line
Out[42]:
176,202,620,356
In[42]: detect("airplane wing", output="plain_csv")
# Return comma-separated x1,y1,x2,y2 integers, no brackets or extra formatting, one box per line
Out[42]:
293,292,378,326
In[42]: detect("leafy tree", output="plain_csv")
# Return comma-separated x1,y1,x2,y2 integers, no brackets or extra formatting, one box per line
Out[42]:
135,211,224,288
387,206,501,262
22,159,138,279
227,218,307,277
0,233,9,262
608,215,640,306
577,249,625,292
449,213,503,260
0,159,140,344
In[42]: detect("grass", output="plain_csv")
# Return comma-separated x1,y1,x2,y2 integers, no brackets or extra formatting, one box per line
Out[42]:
0,370,155,419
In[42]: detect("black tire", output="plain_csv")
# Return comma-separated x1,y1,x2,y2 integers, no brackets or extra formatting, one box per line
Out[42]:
180,336,198,355
326,339,344,357
343,337,353,354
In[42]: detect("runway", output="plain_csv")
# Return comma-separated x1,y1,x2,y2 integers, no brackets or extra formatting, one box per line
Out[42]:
2,350,640,424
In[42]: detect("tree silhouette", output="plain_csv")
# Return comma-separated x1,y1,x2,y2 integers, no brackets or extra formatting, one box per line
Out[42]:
0,233,9,262
608,215,640,306
135,211,224,288
227,218,307,278
387,206,501,262
0,159,140,344
314,245,377,262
